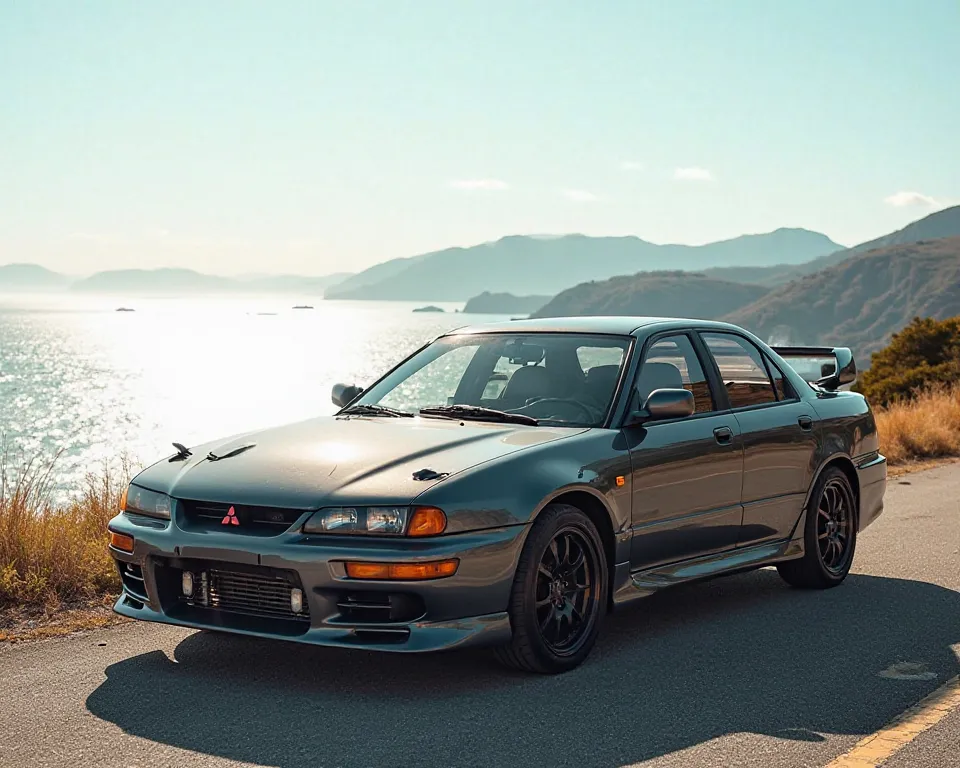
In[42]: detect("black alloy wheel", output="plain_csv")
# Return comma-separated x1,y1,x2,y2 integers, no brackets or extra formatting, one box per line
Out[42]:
777,466,858,589
817,476,854,574
496,503,608,673
535,527,597,655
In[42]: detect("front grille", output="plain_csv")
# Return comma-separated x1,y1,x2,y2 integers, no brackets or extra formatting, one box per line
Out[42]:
118,561,148,603
182,565,309,623
179,500,305,535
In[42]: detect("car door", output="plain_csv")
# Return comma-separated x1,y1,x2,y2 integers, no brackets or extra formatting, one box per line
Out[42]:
626,333,745,570
699,332,819,547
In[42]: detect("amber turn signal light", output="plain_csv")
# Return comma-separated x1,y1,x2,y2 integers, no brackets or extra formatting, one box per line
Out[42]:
119,485,128,513
407,506,446,536
344,559,459,580
109,530,134,553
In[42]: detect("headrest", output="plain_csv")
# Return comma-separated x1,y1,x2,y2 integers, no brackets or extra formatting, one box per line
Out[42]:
636,362,683,403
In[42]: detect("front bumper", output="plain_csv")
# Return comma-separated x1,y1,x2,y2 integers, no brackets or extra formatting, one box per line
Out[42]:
108,509,525,652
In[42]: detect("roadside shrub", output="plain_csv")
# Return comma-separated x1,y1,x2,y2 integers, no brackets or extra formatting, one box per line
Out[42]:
873,384,960,465
856,316,960,406
0,449,129,611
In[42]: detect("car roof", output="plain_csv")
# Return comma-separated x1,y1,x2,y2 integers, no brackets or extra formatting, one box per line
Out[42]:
445,316,748,337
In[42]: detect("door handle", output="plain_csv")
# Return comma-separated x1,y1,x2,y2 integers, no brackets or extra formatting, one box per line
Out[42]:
713,426,733,445
798,415,814,431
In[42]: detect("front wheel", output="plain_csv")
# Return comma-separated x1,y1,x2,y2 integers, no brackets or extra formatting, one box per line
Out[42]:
777,467,857,589
494,503,608,674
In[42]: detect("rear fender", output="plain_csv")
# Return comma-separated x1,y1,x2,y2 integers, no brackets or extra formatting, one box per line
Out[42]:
788,452,860,548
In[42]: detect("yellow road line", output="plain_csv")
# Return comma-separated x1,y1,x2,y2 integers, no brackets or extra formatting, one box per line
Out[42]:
826,675,960,768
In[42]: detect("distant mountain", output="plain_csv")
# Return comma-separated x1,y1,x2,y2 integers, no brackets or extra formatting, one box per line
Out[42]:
533,272,767,320
72,268,230,293
69,268,353,295
701,263,809,287
724,237,960,358
326,228,842,301
237,272,353,293
463,292,552,314
0,263,69,291
328,253,432,296
841,204,960,256
718,205,960,287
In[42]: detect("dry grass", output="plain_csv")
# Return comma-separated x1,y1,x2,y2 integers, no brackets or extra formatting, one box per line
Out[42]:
874,384,960,466
0,447,131,620
0,594,128,643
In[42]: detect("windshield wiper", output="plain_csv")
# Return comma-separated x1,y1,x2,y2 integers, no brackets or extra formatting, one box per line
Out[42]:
340,404,413,418
419,405,538,426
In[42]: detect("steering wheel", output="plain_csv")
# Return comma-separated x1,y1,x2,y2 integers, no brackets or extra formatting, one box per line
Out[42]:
515,397,597,423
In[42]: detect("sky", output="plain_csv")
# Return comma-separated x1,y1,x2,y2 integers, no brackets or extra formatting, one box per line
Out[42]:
1,1,958,277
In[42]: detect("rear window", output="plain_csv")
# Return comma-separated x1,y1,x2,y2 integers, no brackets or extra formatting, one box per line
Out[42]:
576,345,625,372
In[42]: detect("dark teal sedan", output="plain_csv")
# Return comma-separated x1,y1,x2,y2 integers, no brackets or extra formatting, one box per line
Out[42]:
108,317,886,673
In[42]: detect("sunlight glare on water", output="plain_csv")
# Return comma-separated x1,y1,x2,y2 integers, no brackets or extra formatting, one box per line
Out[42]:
0,294,507,493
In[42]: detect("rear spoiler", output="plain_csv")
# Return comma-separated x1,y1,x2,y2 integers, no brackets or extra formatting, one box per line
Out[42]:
771,346,857,391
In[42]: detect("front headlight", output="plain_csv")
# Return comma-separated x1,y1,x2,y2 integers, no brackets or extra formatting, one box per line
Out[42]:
302,506,445,536
124,484,172,520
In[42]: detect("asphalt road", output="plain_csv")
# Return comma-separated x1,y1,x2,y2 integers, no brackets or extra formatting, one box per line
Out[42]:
1,465,958,768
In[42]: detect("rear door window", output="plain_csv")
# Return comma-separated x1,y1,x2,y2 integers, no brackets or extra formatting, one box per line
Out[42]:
701,333,777,408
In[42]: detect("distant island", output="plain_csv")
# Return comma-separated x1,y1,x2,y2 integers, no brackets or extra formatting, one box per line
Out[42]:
463,292,551,315
412,305,444,313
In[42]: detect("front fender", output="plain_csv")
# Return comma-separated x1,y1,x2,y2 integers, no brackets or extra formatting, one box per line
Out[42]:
414,428,632,547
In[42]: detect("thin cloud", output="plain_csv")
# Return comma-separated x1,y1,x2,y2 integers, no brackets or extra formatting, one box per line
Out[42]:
67,231,126,244
674,167,714,181
884,190,941,208
621,161,644,171
561,188,599,202
448,179,510,191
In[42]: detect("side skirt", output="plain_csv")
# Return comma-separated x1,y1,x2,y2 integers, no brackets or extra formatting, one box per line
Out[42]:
612,537,804,604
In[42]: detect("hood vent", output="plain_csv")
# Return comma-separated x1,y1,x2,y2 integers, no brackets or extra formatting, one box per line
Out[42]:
412,468,449,481
206,442,257,462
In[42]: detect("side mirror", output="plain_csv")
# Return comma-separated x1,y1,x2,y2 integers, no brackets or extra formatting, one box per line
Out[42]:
332,383,364,408
628,388,695,425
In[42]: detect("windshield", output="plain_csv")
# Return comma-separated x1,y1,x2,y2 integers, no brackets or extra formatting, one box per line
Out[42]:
352,333,632,427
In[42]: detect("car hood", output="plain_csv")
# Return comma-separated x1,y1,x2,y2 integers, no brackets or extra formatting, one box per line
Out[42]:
133,415,587,509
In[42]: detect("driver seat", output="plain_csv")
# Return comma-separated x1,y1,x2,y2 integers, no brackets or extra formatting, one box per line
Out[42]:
500,365,555,408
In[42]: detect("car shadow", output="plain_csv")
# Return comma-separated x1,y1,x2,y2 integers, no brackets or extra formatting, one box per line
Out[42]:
86,571,960,767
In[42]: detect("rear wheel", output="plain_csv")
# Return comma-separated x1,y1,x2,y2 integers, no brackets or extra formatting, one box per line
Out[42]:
495,503,608,674
777,467,857,589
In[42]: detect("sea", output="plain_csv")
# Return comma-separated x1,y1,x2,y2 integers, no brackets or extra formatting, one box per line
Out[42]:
0,293,511,494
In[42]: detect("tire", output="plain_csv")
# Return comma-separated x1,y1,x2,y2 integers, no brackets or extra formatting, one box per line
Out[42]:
494,503,608,674
777,466,858,589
